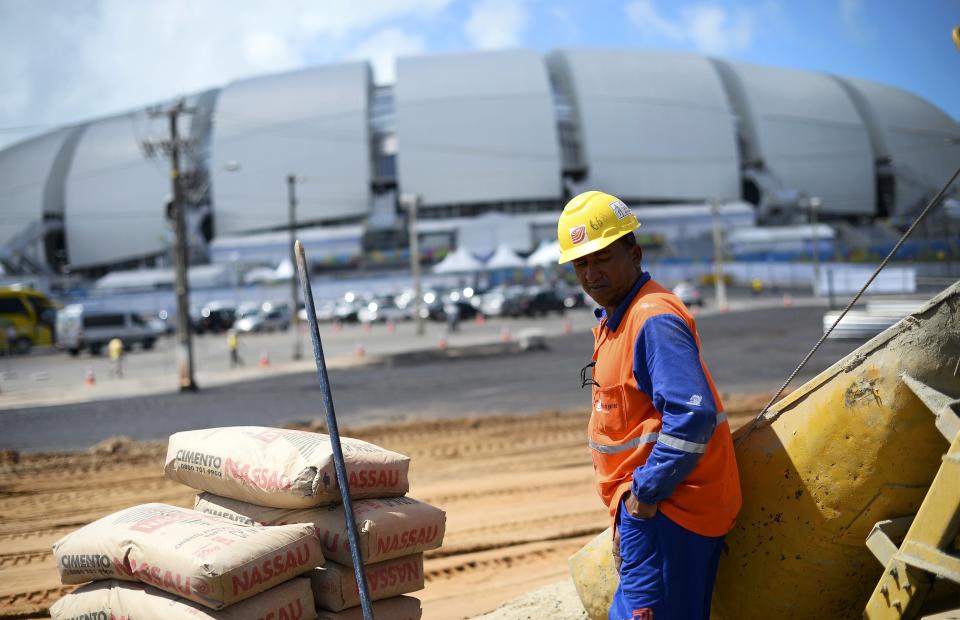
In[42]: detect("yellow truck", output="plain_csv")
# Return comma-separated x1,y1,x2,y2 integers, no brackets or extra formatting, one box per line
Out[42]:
0,287,57,353
570,280,960,619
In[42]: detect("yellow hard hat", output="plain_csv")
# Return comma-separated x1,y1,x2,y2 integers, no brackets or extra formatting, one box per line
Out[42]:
556,191,641,264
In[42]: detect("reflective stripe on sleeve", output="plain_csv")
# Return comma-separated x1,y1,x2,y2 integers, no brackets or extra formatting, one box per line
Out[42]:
658,433,707,454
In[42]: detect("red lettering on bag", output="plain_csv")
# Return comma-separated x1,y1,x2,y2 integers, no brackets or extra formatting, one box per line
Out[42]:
320,531,341,554
128,512,192,533
258,600,304,620
126,557,194,596
359,558,420,592
348,468,400,489
376,525,440,555
254,429,285,443
225,458,292,491
231,542,313,595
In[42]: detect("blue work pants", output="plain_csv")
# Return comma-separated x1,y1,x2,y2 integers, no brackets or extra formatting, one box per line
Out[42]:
609,498,724,620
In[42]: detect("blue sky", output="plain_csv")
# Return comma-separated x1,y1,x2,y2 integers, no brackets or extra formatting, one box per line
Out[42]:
1,0,957,149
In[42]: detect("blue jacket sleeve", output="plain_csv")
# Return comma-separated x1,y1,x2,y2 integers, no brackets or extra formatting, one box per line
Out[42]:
631,314,717,505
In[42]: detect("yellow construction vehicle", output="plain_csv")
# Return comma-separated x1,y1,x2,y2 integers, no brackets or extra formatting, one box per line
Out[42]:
570,280,960,619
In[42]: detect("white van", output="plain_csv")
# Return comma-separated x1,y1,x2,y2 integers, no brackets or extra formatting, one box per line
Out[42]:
57,304,165,356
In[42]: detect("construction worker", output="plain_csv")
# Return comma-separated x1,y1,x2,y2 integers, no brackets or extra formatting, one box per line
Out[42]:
558,191,741,620
227,328,243,368
107,337,124,379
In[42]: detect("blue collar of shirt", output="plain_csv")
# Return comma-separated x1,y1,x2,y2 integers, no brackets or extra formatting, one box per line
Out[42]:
593,271,651,332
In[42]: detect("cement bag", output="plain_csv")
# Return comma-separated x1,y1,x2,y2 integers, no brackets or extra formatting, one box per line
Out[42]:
166,427,410,508
52,503,323,610
310,553,424,612
196,493,445,566
50,577,317,620
316,595,422,620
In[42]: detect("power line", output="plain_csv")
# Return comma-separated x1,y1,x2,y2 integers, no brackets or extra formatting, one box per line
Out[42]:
0,121,84,134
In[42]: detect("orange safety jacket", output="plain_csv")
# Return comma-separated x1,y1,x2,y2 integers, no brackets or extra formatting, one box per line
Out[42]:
588,274,741,537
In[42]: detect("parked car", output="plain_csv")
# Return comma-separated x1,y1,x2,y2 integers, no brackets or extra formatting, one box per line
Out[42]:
297,299,338,323
234,302,291,333
358,296,411,323
332,300,362,323
56,305,165,356
554,282,587,309
479,285,527,317
423,298,482,322
194,301,237,334
154,309,176,334
518,286,566,316
0,287,57,353
672,281,704,307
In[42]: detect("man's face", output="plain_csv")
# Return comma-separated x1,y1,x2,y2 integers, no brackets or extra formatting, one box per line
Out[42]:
572,238,641,309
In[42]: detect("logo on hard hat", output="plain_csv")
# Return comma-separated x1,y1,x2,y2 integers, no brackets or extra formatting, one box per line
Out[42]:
609,200,631,220
569,225,587,245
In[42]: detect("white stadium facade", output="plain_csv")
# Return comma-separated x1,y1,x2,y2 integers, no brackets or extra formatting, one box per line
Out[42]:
1,49,958,276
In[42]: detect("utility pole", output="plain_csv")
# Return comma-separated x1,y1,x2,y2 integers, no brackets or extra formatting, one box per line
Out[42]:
710,200,728,311
147,99,199,392
288,174,303,360
809,196,822,298
402,194,425,336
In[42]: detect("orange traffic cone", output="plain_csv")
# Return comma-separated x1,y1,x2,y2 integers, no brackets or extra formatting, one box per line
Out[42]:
499,327,511,343
563,319,573,334
438,336,448,350
782,293,793,307
355,343,366,358
386,320,396,334
259,350,270,368
362,322,371,334
333,320,343,332
475,313,486,326
84,367,96,386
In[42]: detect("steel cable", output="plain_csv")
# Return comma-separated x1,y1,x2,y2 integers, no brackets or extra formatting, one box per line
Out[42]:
739,164,960,441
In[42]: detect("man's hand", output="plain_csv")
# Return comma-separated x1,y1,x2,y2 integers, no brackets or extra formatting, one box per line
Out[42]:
624,492,658,519
612,494,658,572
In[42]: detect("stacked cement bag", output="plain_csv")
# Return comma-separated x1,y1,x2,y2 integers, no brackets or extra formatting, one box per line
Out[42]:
50,503,322,619
170,426,446,618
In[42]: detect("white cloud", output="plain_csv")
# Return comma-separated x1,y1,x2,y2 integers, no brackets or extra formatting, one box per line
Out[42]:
839,0,863,24
464,0,528,50
626,0,758,55
626,0,685,41
242,31,302,71
347,27,426,84
0,0,451,148
839,0,870,42
685,5,755,54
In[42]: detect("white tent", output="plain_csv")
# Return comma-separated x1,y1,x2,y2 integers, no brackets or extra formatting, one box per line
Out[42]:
485,243,525,269
432,247,485,274
526,240,561,267
242,267,281,285
242,259,293,285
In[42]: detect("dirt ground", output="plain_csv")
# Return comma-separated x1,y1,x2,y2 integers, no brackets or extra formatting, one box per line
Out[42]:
0,395,764,620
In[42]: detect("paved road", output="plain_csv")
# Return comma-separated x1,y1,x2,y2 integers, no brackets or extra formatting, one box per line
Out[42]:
0,305,866,453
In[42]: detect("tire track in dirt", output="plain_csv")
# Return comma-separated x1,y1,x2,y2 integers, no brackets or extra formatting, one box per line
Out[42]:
0,550,50,569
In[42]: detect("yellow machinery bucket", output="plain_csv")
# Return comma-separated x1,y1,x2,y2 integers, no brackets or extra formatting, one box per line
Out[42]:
569,281,960,619
569,526,617,619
